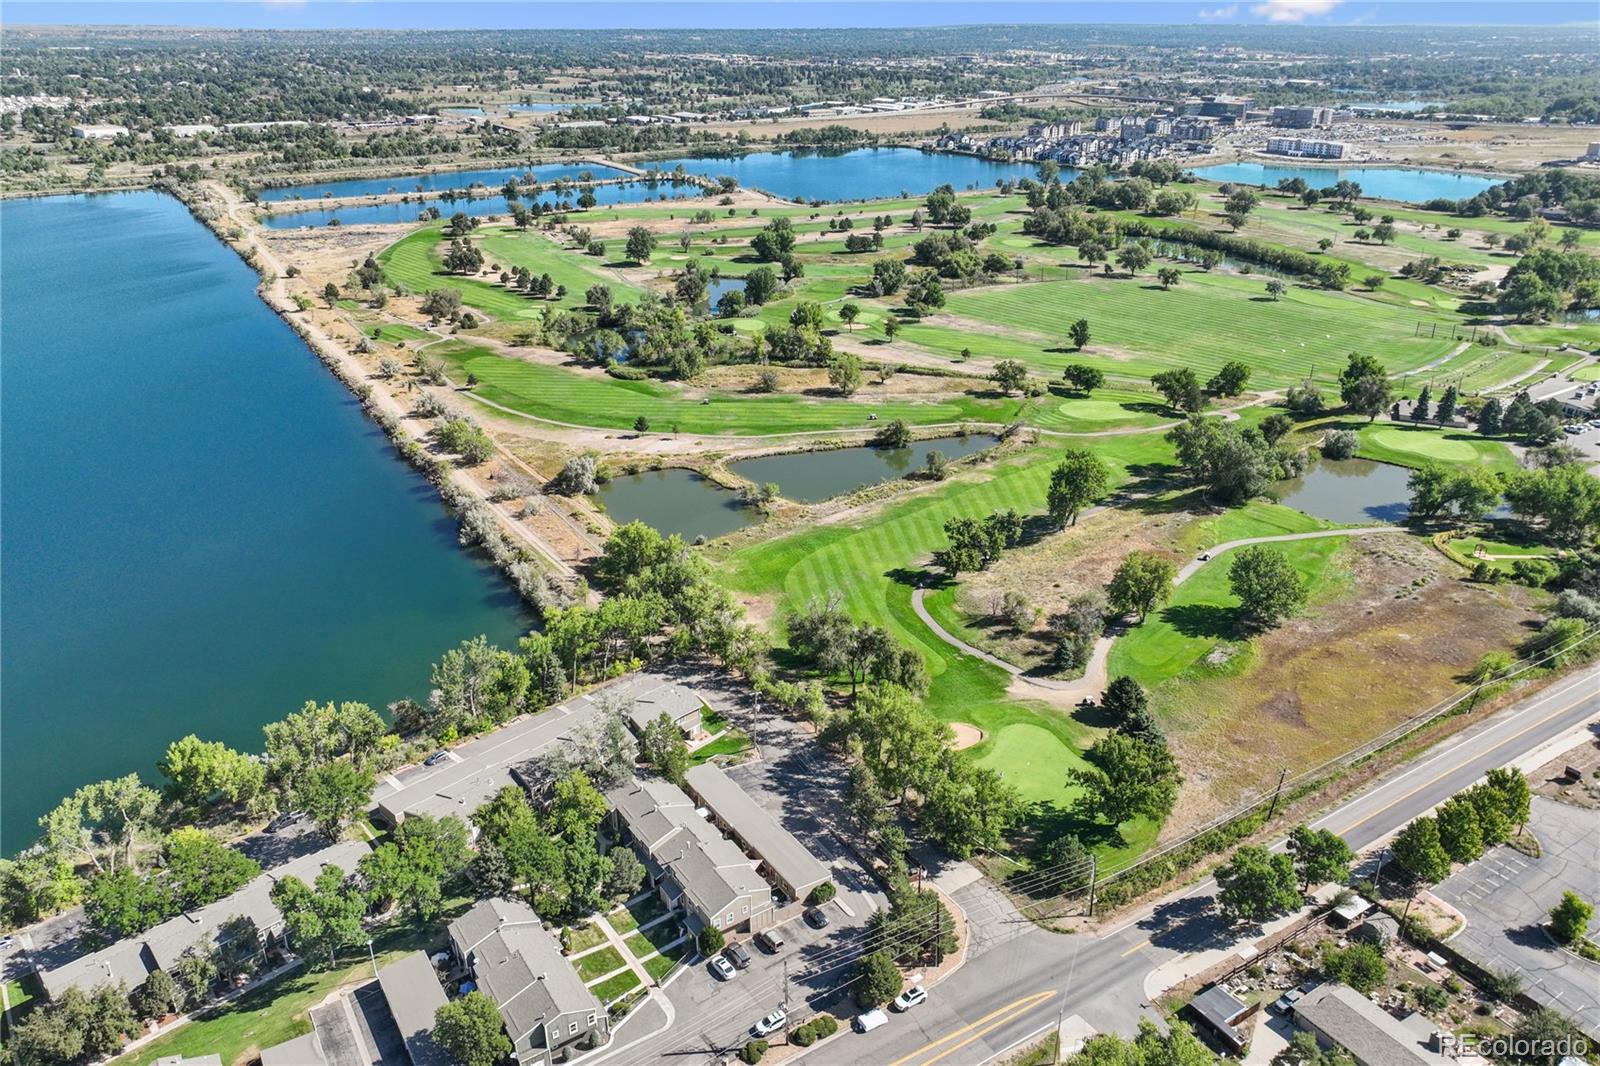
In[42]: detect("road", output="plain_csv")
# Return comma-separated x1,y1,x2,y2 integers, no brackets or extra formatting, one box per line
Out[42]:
608,662,1598,1066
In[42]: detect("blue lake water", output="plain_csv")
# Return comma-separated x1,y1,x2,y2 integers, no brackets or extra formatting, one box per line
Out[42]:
261,179,712,229
644,146,1039,201
1190,162,1501,204
258,161,622,202
0,192,530,852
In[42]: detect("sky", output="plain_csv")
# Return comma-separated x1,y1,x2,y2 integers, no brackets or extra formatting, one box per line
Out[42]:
4,0,1597,30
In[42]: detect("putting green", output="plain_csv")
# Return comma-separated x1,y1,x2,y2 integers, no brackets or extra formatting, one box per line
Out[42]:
974,723,1081,805
1571,363,1600,382
999,236,1037,249
1052,398,1137,424
1366,429,1479,463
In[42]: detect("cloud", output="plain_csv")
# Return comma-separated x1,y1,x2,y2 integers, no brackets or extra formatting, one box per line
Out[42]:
1198,5,1240,19
1249,0,1343,22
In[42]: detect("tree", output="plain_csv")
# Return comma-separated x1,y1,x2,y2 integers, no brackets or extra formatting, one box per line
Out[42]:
322,281,340,307
271,864,368,967
434,991,512,1066
855,949,904,1008
633,414,651,433
132,967,185,1020
1156,266,1182,289
827,352,863,396
1062,364,1104,394
1107,552,1176,623
1549,891,1593,945
870,419,912,449
991,359,1029,395
1151,368,1205,413
744,266,779,305
1486,767,1532,832
641,712,691,786
624,226,656,264
1206,361,1252,397
1117,243,1152,276
882,316,901,342
1069,318,1091,350
1322,942,1387,994
159,735,265,809
1046,448,1111,529
293,760,376,840
1338,352,1392,421
85,867,175,937
1436,796,1485,864
1266,279,1288,300
1067,733,1181,828
1216,845,1301,924
1287,824,1353,890
38,774,162,876
1229,546,1308,631
839,302,860,332
923,762,1024,858
162,827,261,910
1260,413,1295,445
1390,816,1452,884
1099,676,1148,728
1477,397,1503,435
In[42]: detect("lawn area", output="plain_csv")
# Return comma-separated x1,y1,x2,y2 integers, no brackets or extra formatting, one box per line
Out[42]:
367,322,431,344
1503,322,1600,351
644,946,686,983
690,729,754,765
1030,387,1176,433
1108,535,1353,688
1568,361,1600,382
434,342,1023,435
624,919,683,959
574,945,627,982
588,970,642,1004
1346,421,1519,473
699,705,729,733
914,268,1461,388
563,922,609,954
608,892,667,935
713,433,1175,862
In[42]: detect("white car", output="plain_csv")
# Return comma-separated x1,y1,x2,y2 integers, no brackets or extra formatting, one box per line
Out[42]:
710,955,737,981
752,1008,787,1037
892,986,927,1012
854,1009,889,1033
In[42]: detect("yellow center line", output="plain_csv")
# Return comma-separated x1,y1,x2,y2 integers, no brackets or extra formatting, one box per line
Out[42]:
886,990,1058,1066
1335,691,1595,837
1120,938,1152,958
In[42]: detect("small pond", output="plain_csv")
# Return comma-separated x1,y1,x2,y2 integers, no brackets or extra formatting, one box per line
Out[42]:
731,434,1002,503
1271,457,1413,524
595,468,760,541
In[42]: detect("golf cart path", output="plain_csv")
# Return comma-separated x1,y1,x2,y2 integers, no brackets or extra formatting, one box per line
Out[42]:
911,524,1403,703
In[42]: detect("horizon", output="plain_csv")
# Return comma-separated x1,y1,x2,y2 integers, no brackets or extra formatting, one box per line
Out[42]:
5,1,1598,31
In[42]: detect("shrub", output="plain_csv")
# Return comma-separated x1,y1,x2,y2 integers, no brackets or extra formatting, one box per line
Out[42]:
1322,429,1360,459
1510,558,1558,588
699,925,725,954
807,882,837,905
740,1039,768,1063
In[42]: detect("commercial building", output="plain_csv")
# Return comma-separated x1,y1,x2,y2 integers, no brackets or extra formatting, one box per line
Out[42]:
1271,106,1335,129
70,124,128,140
38,840,369,1000
684,763,830,903
605,776,773,933
1266,137,1347,160
448,899,608,1066
1292,983,1445,1066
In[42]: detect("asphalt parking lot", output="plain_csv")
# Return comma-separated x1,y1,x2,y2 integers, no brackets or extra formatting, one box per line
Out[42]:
1434,796,1600,1034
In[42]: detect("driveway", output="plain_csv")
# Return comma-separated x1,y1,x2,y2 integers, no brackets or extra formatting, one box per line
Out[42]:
1433,796,1600,1035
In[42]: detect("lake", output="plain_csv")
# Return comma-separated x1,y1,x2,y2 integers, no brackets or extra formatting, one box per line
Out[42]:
0,192,530,852
645,147,1039,201
730,435,1001,503
595,468,760,541
260,179,711,229
1270,457,1413,523
1190,162,1501,204
257,161,623,202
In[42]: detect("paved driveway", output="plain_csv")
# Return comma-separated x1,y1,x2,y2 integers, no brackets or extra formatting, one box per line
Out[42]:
1434,796,1600,1035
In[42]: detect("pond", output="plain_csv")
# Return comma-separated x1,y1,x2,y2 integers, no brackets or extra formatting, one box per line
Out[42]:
260,179,712,228
644,147,1040,202
0,192,531,852
595,468,761,541
1270,457,1414,523
1190,163,1501,205
730,434,1002,503
257,161,622,201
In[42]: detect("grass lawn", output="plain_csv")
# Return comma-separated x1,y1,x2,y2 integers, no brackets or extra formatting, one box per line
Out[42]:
644,946,686,983
1030,388,1176,433
690,729,754,765
1346,421,1520,473
588,970,642,1004
563,922,609,954
700,705,729,733
1503,323,1600,351
574,945,627,982
608,892,667,935
624,920,683,959
434,342,1022,435
366,322,432,344
1569,361,1600,382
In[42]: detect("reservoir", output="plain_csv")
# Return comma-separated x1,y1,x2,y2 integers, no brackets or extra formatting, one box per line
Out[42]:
260,179,707,229
0,192,529,852
730,435,1002,503
646,147,1040,202
258,161,621,201
1190,163,1500,204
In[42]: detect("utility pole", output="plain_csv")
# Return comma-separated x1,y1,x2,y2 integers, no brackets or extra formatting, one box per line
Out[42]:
1086,854,1098,918
933,902,943,966
1053,1000,1066,1066
1265,767,1289,821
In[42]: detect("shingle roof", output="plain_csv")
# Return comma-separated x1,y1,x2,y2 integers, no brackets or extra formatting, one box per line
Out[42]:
259,1032,326,1066
1294,983,1443,1066
449,899,599,1043
606,776,765,924
623,680,705,735
685,764,829,898
37,938,152,1000
377,952,450,1066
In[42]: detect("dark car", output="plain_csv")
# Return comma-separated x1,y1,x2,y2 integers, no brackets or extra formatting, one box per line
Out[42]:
804,907,831,929
723,942,753,970
424,750,450,767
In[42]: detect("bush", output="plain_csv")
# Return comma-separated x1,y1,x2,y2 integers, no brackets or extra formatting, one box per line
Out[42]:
1322,429,1360,459
807,881,837,905
1510,558,1558,588
606,364,649,381
740,1039,768,1063
699,925,725,954
789,1014,839,1047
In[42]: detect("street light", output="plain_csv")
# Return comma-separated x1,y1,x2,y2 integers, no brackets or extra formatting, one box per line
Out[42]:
367,939,377,978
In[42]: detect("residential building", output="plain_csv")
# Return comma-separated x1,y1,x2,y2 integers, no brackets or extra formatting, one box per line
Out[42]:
70,124,128,140
38,840,369,1000
684,763,830,903
606,776,773,933
1185,984,1255,1052
257,950,449,1066
1292,983,1445,1066
606,675,707,740
1271,105,1335,129
448,899,608,1066
1266,137,1347,159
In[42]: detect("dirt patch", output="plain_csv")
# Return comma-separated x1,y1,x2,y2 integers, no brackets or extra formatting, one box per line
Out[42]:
950,722,986,750
1530,736,1600,809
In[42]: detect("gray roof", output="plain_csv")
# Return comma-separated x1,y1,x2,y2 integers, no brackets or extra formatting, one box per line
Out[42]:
377,952,450,1066
1189,985,1251,1047
38,840,368,1001
685,764,829,898
259,1032,326,1066
1294,983,1443,1066
153,1057,224,1066
449,899,599,1043
622,680,705,735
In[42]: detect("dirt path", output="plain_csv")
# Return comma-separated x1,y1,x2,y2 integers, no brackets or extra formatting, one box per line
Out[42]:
913,524,1405,704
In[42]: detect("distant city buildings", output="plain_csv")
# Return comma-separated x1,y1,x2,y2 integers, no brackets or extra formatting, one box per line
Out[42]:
1266,136,1347,159
1271,105,1335,129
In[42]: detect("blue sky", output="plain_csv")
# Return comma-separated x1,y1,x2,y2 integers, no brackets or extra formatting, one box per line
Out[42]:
5,1,1596,29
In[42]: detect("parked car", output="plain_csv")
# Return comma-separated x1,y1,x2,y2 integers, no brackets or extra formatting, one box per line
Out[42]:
723,942,753,970
753,1008,787,1037
264,811,304,834
710,955,737,981
755,928,786,953
424,750,451,766
0,935,15,951
853,1009,889,1033
1270,989,1305,1015
892,986,927,1012
804,906,831,929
